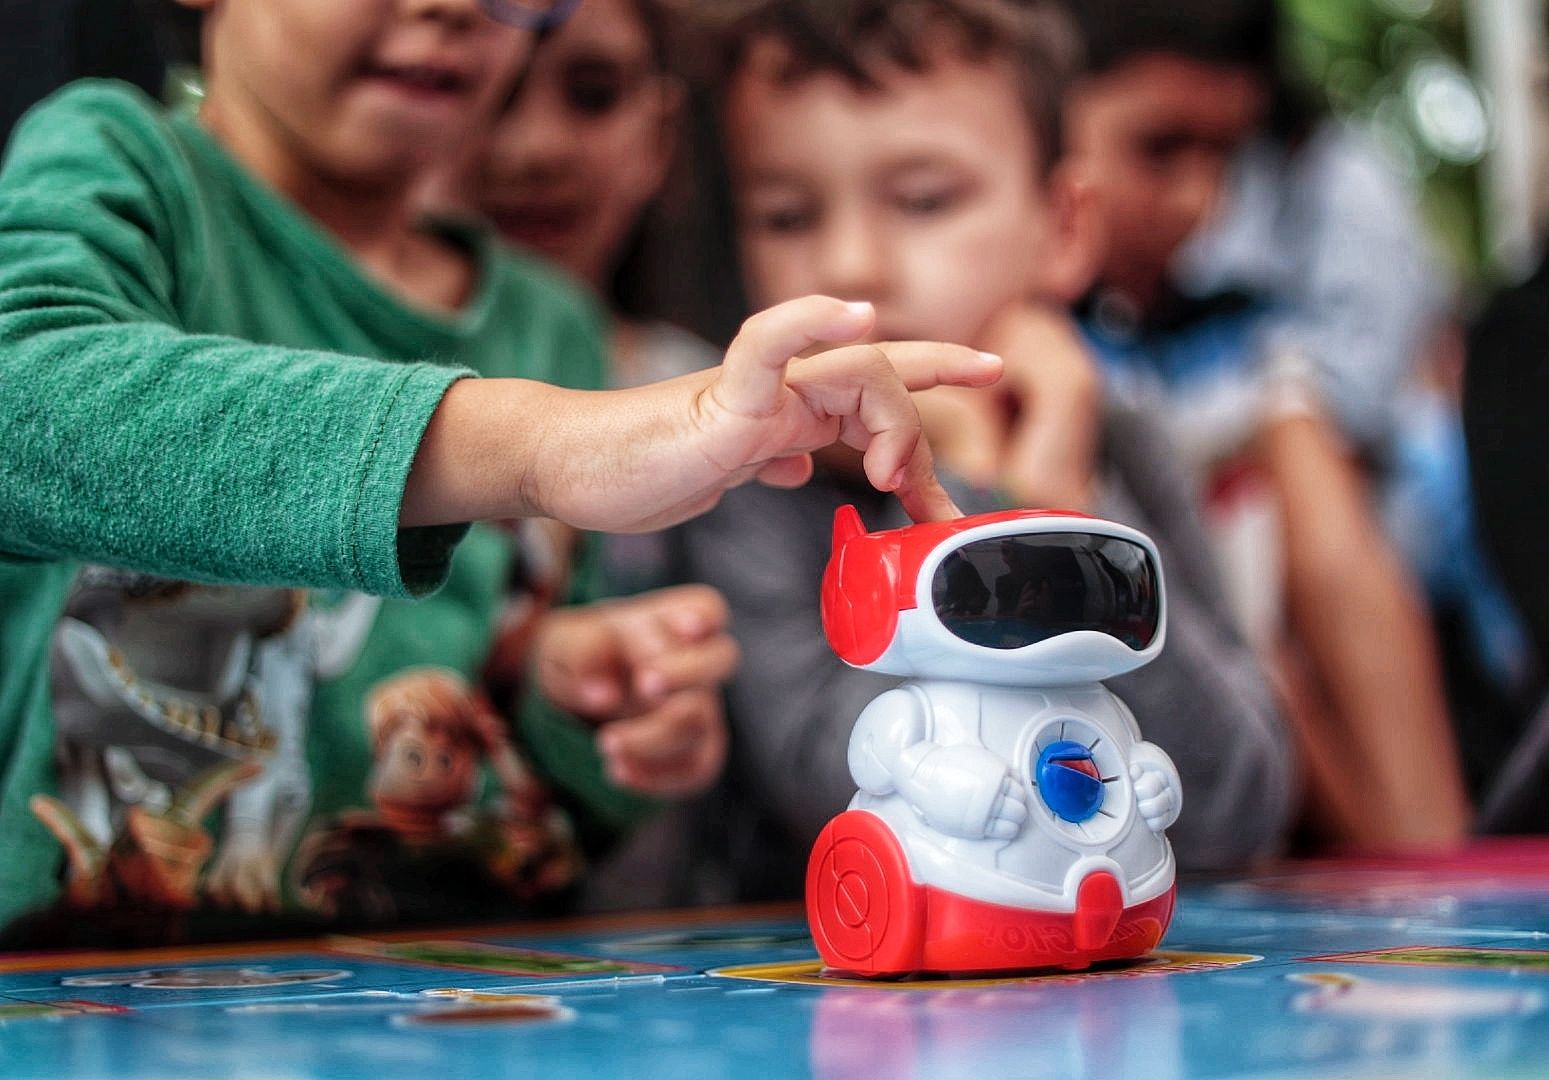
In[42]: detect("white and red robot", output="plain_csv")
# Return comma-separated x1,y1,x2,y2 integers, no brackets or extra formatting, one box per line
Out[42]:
806,505,1182,977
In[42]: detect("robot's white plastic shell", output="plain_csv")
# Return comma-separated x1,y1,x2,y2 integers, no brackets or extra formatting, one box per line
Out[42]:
836,512,1179,914
847,681,1176,911
853,514,1167,686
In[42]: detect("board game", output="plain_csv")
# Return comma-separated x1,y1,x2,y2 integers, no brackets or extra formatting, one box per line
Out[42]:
3,840,1549,1079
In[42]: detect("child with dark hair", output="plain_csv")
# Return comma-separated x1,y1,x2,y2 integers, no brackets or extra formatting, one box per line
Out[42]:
439,0,726,592
1063,0,1474,849
671,0,1294,897
424,0,744,909
1068,0,1441,458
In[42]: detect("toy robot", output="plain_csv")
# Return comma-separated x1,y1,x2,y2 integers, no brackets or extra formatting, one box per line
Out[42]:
807,506,1182,977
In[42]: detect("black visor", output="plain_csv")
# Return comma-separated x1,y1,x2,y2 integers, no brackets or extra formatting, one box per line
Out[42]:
931,533,1159,651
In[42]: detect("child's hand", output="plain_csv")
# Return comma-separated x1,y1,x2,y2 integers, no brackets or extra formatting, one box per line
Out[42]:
533,585,738,717
532,585,737,797
555,296,1003,530
660,296,1000,527
595,687,727,797
980,305,1102,510
914,305,1101,510
403,297,1002,532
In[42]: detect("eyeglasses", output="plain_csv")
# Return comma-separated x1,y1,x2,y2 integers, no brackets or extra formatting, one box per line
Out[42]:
930,533,1160,651
479,0,581,31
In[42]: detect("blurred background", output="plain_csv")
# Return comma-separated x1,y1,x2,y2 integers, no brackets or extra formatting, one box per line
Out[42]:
4,0,1545,288
1282,0,1547,289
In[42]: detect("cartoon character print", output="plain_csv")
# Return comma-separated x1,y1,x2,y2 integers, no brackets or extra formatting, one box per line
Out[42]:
291,668,580,925
37,572,316,914
34,521,572,932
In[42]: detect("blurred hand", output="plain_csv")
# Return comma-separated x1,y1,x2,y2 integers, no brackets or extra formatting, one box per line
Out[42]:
596,687,728,798
916,304,1102,511
532,585,738,797
987,305,1102,509
533,585,737,716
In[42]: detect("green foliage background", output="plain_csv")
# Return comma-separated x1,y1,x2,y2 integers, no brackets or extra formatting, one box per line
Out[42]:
1283,0,1488,279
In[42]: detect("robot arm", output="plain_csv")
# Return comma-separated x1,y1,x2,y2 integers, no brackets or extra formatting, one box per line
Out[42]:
848,687,1028,841
1129,740,1182,833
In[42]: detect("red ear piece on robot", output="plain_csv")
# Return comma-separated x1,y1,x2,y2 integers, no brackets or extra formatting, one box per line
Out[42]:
820,505,901,667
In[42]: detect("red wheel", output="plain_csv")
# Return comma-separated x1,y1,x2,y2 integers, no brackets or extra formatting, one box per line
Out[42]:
805,810,924,976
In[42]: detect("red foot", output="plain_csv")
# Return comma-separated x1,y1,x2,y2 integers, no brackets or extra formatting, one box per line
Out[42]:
1073,870,1124,950
807,810,1176,977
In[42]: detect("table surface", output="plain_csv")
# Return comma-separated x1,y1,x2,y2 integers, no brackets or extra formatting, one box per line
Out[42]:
3,839,1549,1080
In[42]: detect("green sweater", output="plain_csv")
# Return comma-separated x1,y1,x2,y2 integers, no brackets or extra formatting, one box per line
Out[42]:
0,81,641,943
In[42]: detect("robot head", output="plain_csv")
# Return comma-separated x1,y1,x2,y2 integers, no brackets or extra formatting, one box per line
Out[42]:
821,506,1165,685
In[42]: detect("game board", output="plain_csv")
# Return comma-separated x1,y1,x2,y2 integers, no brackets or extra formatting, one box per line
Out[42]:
3,840,1549,1079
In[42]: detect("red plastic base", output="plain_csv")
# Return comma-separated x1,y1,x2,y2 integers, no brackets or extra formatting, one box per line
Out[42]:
806,809,1176,977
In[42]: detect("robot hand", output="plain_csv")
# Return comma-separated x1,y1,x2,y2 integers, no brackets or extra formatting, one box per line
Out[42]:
1129,741,1182,833
896,743,1029,841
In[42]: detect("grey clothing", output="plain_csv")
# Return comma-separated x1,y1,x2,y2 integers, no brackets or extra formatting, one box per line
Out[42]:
675,401,1294,895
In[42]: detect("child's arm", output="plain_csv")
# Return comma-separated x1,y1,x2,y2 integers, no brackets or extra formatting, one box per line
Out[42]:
0,86,470,597
1259,411,1471,850
0,87,997,599
402,296,1001,533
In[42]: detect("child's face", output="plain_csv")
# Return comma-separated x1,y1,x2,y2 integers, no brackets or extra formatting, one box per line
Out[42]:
472,0,677,290
725,44,1060,346
1066,54,1267,306
189,0,536,185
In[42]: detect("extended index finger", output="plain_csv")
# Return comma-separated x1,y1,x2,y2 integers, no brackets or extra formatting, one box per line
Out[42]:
871,340,1003,393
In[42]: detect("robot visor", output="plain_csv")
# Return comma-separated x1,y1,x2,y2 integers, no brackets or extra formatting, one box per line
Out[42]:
930,532,1160,651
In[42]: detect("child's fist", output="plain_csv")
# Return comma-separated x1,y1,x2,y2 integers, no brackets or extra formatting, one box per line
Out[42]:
532,584,738,721
595,687,728,798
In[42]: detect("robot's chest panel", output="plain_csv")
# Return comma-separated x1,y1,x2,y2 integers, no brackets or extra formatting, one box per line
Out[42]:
919,682,1135,845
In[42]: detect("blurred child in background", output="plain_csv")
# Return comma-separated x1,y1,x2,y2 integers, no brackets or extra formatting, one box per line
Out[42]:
670,0,1295,900
428,0,740,907
1063,0,1472,849
440,0,722,597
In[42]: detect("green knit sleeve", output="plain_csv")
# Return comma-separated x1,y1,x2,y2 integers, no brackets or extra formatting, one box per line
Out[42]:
0,83,465,598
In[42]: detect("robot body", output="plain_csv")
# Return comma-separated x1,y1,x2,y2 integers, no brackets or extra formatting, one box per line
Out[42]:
807,507,1182,976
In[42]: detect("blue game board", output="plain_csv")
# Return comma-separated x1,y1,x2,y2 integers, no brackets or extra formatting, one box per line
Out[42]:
3,843,1549,1079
